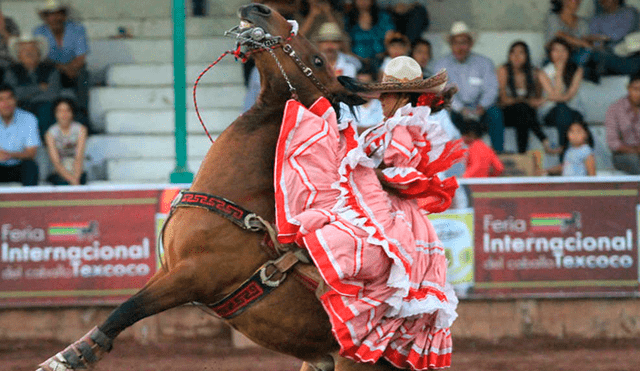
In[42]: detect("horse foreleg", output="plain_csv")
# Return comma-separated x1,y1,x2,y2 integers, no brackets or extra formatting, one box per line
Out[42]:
36,262,199,371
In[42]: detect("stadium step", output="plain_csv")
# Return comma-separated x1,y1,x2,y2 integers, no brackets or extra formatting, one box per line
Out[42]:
86,134,213,160
87,38,239,75
83,17,238,40
105,109,238,135
106,63,243,87
106,158,205,182
89,85,245,129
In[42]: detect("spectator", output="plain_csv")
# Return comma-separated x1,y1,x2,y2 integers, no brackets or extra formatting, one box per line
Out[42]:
344,0,395,62
386,1,429,43
588,0,640,78
497,41,554,154
0,84,40,186
45,97,87,185
314,22,360,77
299,0,345,41
460,121,504,178
433,21,505,153
538,37,585,151
543,121,596,175
5,35,63,137
33,0,90,129
605,73,640,174
0,10,20,68
379,31,410,76
411,38,432,77
545,0,593,67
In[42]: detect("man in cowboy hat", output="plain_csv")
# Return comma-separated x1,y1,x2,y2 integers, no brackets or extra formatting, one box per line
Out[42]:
5,34,63,136
433,21,505,153
314,22,360,78
33,0,90,128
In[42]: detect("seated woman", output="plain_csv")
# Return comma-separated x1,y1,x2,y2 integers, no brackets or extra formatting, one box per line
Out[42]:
275,56,462,370
497,41,553,153
45,97,88,185
538,37,585,151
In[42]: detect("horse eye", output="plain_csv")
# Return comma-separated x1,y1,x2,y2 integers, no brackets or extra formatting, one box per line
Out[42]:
313,56,324,67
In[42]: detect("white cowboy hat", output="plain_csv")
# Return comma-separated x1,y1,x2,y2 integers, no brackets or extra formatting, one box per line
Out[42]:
446,21,476,42
9,35,50,62
338,56,448,98
614,31,640,57
315,22,347,42
38,0,68,15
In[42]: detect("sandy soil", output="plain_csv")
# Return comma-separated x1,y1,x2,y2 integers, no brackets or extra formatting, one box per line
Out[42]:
4,337,640,371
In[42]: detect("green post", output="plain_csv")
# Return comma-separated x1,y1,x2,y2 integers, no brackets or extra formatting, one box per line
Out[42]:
170,0,194,184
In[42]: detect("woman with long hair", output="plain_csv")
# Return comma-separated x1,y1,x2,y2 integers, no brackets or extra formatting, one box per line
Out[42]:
344,0,395,63
538,37,585,151
498,41,553,153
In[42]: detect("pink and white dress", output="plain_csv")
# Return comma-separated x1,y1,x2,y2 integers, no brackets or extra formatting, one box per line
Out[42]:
274,97,463,370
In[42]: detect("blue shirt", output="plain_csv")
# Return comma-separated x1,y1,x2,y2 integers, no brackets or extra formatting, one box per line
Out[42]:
432,53,499,111
345,11,395,60
589,6,639,45
562,144,593,176
33,21,89,64
0,108,41,166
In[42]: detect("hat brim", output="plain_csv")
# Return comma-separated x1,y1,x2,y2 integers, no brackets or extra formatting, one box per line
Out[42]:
338,69,448,99
614,43,640,57
38,6,67,16
445,32,477,43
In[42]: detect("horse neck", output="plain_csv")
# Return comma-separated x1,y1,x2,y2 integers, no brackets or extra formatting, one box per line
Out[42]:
190,99,284,220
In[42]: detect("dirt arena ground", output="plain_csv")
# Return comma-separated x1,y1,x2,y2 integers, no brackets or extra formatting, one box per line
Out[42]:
4,337,640,371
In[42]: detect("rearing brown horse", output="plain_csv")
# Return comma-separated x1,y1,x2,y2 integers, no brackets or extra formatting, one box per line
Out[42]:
35,4,417,371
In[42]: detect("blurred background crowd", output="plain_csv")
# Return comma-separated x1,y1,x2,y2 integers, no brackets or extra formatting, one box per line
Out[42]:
1,0,640,186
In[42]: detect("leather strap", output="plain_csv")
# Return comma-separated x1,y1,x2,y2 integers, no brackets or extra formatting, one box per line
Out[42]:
172,190,265,232
209,250,303,319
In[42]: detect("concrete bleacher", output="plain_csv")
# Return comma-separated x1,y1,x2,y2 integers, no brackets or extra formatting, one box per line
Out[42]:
0,0,631,184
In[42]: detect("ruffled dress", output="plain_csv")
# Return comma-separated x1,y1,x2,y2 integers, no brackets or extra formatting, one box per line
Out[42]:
274,97,464,370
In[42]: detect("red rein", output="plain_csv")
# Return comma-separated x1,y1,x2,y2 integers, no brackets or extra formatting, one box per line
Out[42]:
193,33,295,143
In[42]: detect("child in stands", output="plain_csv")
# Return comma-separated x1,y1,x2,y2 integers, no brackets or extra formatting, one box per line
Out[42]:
544,120,596,176
461,121,503,178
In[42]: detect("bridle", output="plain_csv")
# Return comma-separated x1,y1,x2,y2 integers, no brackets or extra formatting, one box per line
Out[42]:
225,20,333,100
193,21,334,143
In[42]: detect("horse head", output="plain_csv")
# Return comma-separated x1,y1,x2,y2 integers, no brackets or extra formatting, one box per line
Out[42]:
232,3,365,114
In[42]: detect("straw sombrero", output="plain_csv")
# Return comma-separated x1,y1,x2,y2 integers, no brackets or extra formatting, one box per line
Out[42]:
38,0,67,16
614,32,640,57
315,22,347,42
338,56,448,98
445,21,477,43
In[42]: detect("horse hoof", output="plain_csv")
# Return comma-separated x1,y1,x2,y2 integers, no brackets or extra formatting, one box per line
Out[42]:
37,353,71,371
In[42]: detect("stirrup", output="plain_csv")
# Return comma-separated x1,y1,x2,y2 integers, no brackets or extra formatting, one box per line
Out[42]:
37,327,113,371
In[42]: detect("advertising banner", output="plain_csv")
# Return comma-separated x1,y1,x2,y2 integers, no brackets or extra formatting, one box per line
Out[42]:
0,188,180,307
428,209,475,298
469,181,639,297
